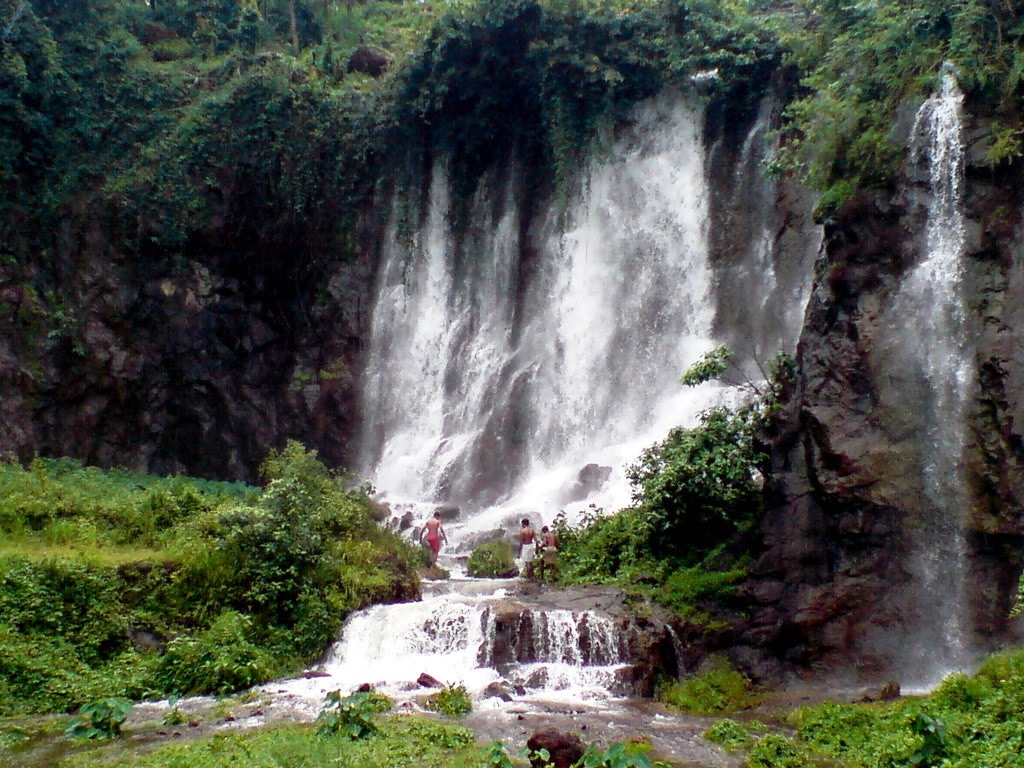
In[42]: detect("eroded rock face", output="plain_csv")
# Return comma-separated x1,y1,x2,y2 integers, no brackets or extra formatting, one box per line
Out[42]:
0,201,379,480
486,586,676,696
748,113,1024,676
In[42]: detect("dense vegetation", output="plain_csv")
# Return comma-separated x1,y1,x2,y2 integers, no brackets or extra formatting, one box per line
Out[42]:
0,0,779,269
555,348,793,625
776,0,1024,217
4,0,1023,267
465,540,515,578
0,442,421,716
698,650,1024,768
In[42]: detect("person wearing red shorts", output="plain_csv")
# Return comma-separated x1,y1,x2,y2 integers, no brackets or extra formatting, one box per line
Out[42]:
419,511,448,566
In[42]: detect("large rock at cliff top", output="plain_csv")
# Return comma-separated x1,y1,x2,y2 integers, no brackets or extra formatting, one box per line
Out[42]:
347,45,390,77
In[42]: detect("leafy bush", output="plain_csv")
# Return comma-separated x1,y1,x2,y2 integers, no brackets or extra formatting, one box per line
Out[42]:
577,740,670,768
425,684,472,717
65,697,133,739
0,444,420,714
154,610,276,696
466,541,516,578
660,657,756,714
704,718,752,751
316,690,391,740
745,734,813,768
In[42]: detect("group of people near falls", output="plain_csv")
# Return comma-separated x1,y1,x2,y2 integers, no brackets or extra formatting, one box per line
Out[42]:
416,512,559,581
515,518,559,582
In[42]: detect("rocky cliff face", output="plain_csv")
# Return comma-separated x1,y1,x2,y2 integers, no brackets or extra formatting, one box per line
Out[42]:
0,199,381,481
745,110,1024,679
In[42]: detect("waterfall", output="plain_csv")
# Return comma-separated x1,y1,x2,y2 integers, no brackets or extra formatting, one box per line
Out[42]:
361,93,729,531
898,66,973,685
268,589,641,707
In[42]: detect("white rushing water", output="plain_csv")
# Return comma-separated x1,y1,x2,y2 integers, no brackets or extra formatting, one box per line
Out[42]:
268,579,635,711
898,65,973,687
361,94,731,539
330,91,814,711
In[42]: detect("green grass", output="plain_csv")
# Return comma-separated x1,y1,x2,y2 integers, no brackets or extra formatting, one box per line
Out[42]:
660,657,757,715
0,446,421,717
59,717,485,768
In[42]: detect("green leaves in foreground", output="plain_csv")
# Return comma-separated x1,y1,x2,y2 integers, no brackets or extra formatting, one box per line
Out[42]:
786,650,1024,768
65,718,481,768
66,697,132,740
316,690,392,740
425,683,473,717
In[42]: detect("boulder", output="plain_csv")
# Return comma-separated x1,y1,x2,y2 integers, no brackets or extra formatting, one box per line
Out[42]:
416,672,444,689
568,464,612,502
483,682,514,702
369,499,391,523
526,729,585,768
434,504,461,521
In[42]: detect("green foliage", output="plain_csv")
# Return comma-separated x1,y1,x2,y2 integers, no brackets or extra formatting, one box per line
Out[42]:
775,0,1024,198
59,717,484,768
811,180,856,223
0,444,419,715
425,683,473,717
316,689,391,740
577,740,670,768
396,0,778,202
628,408,763,560
484,741,518,768
154,610,276,696
65,697,132,740
659,656,756,714
680,345,733,387
745,734,813,768
785,651,1024,768
704,718,752,751
466,540,516,578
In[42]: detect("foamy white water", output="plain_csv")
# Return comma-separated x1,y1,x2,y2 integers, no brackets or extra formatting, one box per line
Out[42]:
361,94,735,542
898,65,973,686
268,580,634,710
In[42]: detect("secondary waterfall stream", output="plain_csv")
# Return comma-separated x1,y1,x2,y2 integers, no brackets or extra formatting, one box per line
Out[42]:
897,67,973,686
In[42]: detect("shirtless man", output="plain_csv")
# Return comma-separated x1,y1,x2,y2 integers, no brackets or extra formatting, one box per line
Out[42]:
419,511,448,566
518,518,537,579
537,525,558,583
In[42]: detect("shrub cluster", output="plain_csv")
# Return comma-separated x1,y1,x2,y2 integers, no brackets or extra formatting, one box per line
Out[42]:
0,443,420,716
465,540,516,578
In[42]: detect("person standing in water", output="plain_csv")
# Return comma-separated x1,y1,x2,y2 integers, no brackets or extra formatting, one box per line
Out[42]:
518,518,537,579
537,525,558,583
419,511,448,566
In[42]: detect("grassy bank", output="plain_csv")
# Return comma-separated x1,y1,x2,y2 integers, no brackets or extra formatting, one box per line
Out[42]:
698,650,1024,768
0,443,422,717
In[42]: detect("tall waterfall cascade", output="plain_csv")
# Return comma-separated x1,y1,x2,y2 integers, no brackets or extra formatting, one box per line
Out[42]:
318,91,817,710
898,66,973,685
360,93,807,541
